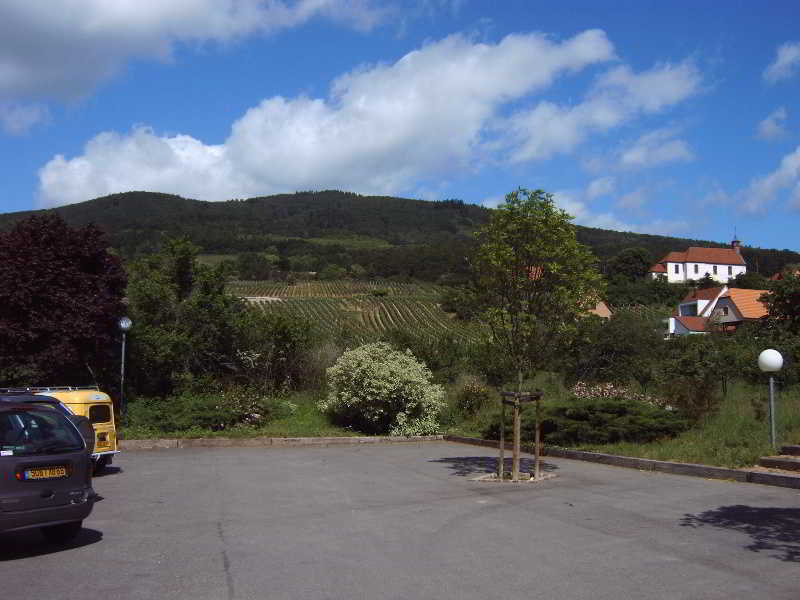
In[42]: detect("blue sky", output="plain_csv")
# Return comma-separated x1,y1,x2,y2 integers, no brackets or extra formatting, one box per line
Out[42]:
2,1,800,250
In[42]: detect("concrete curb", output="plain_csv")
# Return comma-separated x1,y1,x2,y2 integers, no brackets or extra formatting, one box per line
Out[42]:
121,435,444,451
444,435,800,490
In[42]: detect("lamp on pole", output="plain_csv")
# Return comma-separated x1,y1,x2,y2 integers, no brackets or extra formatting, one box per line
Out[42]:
118,316,132,418
758,349,783,448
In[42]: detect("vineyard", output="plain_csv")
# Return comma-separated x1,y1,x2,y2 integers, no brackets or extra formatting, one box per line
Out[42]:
228,279,484,342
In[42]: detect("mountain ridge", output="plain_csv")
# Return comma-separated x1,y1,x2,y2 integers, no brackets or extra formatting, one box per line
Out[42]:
1,190,797,276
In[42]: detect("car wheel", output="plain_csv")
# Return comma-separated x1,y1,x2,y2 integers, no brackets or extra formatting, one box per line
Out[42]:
93,456,109,475
41,521,82,544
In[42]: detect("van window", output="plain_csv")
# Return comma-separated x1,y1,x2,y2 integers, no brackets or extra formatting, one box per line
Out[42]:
0,409,83,456
89,405,111,424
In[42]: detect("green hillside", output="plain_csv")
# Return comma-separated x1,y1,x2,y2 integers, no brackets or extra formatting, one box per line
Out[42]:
1,190,798,277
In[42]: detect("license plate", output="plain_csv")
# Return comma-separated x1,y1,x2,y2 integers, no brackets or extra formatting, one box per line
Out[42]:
24,466,67,480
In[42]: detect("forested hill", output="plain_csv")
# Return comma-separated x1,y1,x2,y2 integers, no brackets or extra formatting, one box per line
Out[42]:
1,190,798,275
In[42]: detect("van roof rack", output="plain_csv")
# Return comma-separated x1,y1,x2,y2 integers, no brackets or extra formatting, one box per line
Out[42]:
0,386,100,393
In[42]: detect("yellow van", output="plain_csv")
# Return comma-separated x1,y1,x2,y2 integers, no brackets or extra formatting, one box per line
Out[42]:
32,387,119,473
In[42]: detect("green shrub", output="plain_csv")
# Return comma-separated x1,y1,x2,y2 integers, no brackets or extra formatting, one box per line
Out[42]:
542,398,688,445
484,396,687,446
658,335,722,421
320,342,445,435
126,385,286,433
235,311,321,391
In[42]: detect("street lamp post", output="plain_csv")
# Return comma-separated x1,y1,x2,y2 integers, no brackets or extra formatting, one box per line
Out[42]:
758,349,783,448
118,316,132,418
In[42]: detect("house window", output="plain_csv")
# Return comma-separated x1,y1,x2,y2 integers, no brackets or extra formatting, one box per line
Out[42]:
728,266,732,276
721,306,729,316
675,264,679,274
713,265,717,275
694,264,698,274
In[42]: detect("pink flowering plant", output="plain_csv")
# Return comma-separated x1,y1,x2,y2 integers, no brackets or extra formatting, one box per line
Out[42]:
571,381,671,410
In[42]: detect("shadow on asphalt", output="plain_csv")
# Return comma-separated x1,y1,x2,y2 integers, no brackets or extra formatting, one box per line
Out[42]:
430,456,558,477
93,465,123,478
0,528,103,561
681,505,800,563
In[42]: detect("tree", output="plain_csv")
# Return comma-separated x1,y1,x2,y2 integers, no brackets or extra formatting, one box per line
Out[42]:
126,238,244,397
606,247,652,283
471,188,604,382
606,277,689,307
659,335,723,421
470,188,604,478
562,309,665,392
235,252,274,280
0,214,127,385
695,273,719,289
729,271,770,290
762,273,800,334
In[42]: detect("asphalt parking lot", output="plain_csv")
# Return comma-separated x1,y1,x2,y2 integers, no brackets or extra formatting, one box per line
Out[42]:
1,442,798,599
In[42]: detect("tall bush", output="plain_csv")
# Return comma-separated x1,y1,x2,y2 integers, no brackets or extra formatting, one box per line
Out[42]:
320,342,444,435
659,335,722,421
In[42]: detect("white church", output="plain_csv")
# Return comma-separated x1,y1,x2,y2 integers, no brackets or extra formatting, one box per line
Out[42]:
648,238,746,284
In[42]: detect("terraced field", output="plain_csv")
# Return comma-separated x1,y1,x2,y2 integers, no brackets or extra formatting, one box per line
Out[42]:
228,279,484,342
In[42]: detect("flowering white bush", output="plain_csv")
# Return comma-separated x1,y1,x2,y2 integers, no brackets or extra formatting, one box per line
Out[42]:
320,342,445,435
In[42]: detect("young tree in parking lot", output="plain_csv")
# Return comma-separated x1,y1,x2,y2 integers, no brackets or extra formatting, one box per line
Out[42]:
470,188,604,476
0,214,127,385
471,188,605,383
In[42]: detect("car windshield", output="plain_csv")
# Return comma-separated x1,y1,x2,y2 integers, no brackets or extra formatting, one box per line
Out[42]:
0,409,84,457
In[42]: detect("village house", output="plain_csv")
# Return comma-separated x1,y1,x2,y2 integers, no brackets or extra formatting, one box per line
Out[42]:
665,285,769,336
649,238,746,284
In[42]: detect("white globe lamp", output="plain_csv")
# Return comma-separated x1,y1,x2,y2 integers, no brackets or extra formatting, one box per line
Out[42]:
758,349,783,373
758,349,783,448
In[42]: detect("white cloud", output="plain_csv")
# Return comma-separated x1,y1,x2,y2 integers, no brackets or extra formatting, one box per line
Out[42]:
553,188,685,235
586,176,615,199
39,127,233,207
763,42,800,84
740,146,800,213
790,182,800,209
38,30,617,207
506,60,702,162
0,102,48,134
700,182,730,207
0,0,385,102
757,107,788,140
550,182,687,236
619,127,693,168
617,187,648,211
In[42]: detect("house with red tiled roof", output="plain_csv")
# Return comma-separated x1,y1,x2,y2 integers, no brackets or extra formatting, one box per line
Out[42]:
649,238,746,284
665,285,769,336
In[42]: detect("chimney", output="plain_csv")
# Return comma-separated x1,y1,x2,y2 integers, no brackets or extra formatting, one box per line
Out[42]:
731,237,741,255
